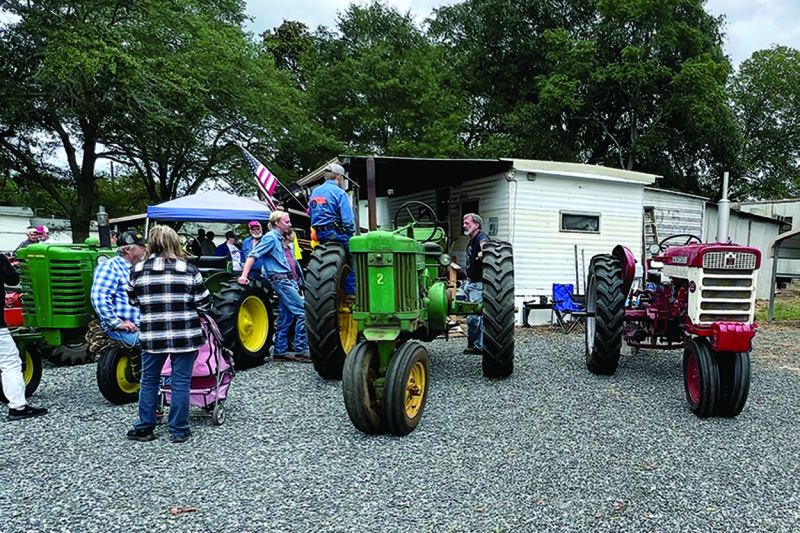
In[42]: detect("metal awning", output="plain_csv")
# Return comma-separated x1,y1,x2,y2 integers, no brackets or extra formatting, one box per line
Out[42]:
767,227,800,320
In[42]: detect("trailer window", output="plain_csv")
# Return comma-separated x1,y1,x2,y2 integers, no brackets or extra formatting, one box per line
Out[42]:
560,212,600,233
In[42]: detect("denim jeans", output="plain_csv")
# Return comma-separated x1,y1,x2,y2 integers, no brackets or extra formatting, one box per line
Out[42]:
271,278,308,355
465,280,484,351
0,328,26,410
104,328,141,349
316,230,355,295
134,350,197,438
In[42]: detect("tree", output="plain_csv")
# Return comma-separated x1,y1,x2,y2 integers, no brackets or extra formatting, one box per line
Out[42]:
728,46,800,199
429,0,738,192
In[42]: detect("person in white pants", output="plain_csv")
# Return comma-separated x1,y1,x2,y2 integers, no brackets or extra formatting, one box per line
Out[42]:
1,253,47,421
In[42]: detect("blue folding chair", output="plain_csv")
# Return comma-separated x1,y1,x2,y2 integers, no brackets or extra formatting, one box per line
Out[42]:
551,284,585,333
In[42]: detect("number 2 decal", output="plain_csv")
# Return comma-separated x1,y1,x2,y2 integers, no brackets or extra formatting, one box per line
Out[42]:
376,273,385,285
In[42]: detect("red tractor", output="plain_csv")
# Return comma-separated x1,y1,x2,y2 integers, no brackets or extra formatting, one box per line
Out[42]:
583,175,761,418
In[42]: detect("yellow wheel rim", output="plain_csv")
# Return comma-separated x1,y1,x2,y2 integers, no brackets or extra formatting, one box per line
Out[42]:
239,295,268,352
22,349,34,384
116,354,139,394
404,361,426,419
338,268,358,354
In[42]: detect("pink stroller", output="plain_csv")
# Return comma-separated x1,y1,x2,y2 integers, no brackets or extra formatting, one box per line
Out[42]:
158,316,234,426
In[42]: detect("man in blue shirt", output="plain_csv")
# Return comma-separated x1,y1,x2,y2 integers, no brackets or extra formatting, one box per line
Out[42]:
238,211,309,363
90,231,148,348
308,163,356,295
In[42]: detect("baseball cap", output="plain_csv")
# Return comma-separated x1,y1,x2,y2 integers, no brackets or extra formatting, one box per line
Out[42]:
248,220,261,228
327,163,346,177
119,231,146,247
36,225,49,233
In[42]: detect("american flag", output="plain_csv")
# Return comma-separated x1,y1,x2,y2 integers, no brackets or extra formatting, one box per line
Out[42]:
241,147,278,210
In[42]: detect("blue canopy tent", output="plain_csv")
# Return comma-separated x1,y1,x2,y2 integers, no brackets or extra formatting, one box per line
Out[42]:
146,190,271,222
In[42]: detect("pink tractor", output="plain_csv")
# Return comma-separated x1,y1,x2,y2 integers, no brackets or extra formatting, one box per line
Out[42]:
583,174,761,417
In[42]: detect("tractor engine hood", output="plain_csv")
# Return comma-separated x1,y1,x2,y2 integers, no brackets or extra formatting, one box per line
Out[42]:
660,243,762,270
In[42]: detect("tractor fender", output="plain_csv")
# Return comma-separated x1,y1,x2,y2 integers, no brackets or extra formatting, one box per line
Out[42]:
612,245,636,296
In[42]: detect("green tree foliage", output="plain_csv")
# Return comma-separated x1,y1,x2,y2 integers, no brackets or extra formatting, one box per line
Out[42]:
267,3,469,158
729,46,800,199
429,0,738,191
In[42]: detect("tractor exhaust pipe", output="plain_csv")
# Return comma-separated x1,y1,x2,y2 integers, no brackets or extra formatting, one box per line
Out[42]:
97,206,111,248
716,172,730,244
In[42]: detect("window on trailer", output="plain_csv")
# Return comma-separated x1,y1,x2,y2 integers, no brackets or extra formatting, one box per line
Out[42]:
560,212,600,233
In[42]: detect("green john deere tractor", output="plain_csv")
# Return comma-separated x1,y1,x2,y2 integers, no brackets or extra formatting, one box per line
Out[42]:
305,201,515,436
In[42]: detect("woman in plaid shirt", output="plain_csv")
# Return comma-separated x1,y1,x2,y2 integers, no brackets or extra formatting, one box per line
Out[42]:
125,226,211,443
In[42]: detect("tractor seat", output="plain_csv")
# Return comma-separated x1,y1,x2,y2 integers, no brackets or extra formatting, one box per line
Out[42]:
424,242,443,254
188,256,227,269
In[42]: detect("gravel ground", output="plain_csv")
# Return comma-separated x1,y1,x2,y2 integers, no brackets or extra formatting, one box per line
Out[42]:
3,327,800,533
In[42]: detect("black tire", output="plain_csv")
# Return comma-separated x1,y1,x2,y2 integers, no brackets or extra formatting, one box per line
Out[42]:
342,341,384,434
714,351,750,418
41,338,93,366
211,401,226,426
0,343,43,403
683,337,719,418
481,241,515,378
384,341,430,436
96,346,141,405
210,279,273,369
585,254,625,375
305,242,358,380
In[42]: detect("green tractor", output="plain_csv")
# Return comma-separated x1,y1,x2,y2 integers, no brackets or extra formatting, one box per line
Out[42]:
305,201,515,436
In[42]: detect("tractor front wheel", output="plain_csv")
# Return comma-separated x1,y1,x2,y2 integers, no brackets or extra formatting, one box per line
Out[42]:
481,241,515,378
305,242,358,380
96,346,141,405
714,350,750,418
211,280,273,369
0,343,43,403
384,341,430,436
585,254,625,375
342,341,384,434
683,337,719,418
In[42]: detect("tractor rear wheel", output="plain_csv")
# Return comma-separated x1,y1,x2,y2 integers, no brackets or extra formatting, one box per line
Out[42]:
0,343,43,403
714,350,750,418
305,242,358,380
342,341,384,434
384,341,430,436
683,337,719,418
210,280,273,369
96,346,141,404
42,336,93,366
481,241,515,378
585,254,625,375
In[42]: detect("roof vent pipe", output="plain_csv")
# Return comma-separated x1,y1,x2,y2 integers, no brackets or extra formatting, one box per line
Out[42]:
716,171,730,244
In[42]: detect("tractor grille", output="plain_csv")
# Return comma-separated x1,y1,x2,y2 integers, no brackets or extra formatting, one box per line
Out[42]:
18,259,35,317
703,251,757,270
697,268,756,324
50,260,89,315
354,253,370,312
394,253,418,312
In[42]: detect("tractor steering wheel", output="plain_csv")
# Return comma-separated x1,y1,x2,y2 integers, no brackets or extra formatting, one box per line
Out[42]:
657,233,702,251
393,201,441,243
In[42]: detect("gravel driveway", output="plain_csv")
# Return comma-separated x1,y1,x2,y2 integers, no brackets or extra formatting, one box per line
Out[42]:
3,327,800,533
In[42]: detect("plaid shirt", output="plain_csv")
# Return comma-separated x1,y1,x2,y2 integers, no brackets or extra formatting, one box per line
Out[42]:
127,257,211,354
91,255,140,330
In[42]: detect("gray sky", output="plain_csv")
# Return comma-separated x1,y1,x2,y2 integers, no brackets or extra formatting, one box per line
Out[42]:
245,0,800,66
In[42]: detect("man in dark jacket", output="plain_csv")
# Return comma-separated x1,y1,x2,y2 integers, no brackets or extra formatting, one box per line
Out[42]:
0,253,48,421
462,213,490,355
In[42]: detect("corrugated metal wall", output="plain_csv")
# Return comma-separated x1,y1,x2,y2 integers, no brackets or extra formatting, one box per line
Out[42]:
644,189,706,241
739,200,800,230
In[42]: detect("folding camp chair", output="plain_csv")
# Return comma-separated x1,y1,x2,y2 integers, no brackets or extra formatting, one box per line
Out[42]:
551,284,585,333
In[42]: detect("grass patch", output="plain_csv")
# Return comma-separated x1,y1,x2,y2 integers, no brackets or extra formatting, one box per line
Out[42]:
756,296,800,322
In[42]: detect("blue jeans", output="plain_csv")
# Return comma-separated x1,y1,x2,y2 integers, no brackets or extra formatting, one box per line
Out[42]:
105,328,140,349
134,350,197,439
272,278,308,355
465,280,484,351
316,230,355,295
